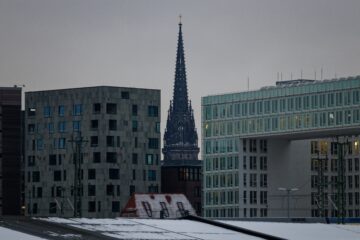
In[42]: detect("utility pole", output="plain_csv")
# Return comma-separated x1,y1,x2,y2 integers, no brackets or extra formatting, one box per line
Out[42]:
316,152,327,217
69,132,87,218
336,140,347,224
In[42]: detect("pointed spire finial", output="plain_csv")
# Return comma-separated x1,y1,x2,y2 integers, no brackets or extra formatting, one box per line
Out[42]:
179,14,182,25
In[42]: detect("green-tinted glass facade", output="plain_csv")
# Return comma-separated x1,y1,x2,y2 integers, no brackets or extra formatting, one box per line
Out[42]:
202,77,360,140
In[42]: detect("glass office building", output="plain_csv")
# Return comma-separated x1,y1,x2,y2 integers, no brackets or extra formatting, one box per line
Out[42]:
202,76,360,218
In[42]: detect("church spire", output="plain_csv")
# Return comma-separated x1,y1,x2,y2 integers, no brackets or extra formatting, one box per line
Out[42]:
172,17,189,113
163,19,199,161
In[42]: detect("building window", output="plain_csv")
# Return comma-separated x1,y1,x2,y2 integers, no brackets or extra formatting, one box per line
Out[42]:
106,184,114,196
58,122,66,132
155,122,160,133
73,104,82,116
106,103,117,114
250,156,257,170
132,153,138,164
146,154,153,165
36,187,43,198
73,121,81,132
109,119,117,130
148,105,159,117
260,174,267,187
44,106,52,117
93,103,101,114
48,122,54,133
132,105,138,116
260,191,267,204
88,185,96,196
28,124,35,133
250,191,257,204
28,156,35,166
121,91,129,99
148,138,159,149
353,90,360,104
93,152,101,163
271,100,278,113
91,136,98,147
132,169,136,180
54,170,62,181
55,186,64,198
32,171,40,182
250,139,257,152
148,170,156,181
36,139,44,151
106,152,117,163
28,107,36,117
130,185,135,196
88,169,96,180
49,154,57,165
107,136,115,147
91,120,98,130
109,169,119,179
88,201,96,212
250,174,257,187
49,202,57,214
112,201,120,212
58,105,65,116
260,157,267,170
148,185,159,193
58,138,66,149
260,139,267,153
132,120,138,132
117,136,120,147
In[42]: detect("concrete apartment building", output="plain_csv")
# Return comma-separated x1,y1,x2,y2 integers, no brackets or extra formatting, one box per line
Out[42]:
0,87,22,215
202,76,360,219
25,86,161,217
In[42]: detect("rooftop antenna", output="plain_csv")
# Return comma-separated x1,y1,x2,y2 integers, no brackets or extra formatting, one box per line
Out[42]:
277,72,279,82
321,67,323,80
247,76,250,91
281,72,283,81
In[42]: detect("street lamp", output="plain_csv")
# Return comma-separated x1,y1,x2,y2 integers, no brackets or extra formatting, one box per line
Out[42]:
278,187,299,219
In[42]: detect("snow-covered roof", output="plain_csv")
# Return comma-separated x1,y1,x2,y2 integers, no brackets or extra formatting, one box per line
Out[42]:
221,221,360,240
43,218,261,240
121,193,196,218
0,226,46,240
39,217,360,240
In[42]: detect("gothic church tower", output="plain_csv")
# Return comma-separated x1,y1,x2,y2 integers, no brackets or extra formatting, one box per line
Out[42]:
162,20,199,161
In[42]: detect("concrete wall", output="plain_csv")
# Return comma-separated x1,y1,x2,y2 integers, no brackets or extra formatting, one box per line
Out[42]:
267,139,312,217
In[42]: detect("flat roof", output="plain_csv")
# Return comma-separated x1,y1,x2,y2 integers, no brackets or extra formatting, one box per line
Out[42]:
202,76,360,105
25,85,160,94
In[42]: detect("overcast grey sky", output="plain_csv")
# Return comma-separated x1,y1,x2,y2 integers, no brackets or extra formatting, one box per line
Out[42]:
1,0,360,154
